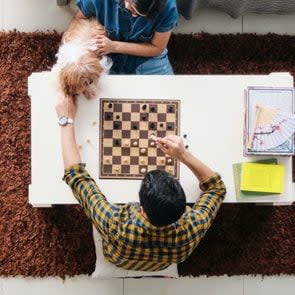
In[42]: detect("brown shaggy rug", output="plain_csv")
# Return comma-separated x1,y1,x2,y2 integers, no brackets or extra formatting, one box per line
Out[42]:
0,31,295,278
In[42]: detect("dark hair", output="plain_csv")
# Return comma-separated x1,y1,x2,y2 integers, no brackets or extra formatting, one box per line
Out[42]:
139,170,186,226
132,0,166,19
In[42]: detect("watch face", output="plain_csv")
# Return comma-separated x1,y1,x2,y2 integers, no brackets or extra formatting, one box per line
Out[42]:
58,116,67,126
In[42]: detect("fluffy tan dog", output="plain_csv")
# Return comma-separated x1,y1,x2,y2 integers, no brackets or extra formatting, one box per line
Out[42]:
53,18,112,99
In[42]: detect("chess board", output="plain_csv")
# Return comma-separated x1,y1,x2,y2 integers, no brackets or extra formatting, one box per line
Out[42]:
99,99,180,179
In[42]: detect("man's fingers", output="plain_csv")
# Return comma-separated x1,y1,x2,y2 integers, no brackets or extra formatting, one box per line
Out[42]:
156,137,169,145
159,145,169,155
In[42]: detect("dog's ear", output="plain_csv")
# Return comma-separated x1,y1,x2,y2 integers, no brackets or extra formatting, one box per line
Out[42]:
59,53,103,98
59,63,80,97
80,53,104,81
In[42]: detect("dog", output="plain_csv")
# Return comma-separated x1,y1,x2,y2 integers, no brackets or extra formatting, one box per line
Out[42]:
53,18,112,99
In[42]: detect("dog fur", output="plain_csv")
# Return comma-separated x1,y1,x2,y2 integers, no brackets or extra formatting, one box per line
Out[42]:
53,18,112,99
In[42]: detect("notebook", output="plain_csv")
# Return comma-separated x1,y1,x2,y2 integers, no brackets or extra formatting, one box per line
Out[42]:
240,162,285,194
232,158,278,199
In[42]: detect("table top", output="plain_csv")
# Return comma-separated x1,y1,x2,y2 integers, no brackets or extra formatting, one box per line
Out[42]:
29,72,295,206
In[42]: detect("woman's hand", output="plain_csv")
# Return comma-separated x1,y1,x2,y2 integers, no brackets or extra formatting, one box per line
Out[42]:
156,135,186,161
94,35,116,55
55,92,77,119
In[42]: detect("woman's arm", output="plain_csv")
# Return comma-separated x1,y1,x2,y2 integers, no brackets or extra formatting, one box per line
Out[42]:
96,31,172,57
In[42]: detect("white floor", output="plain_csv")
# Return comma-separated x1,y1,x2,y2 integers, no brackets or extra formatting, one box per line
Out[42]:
1,0,295,294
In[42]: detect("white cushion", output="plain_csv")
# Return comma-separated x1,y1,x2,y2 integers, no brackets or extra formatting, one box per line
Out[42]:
91,226,179,279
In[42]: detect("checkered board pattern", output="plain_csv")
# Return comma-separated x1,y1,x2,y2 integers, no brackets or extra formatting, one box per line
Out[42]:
99,99,180,179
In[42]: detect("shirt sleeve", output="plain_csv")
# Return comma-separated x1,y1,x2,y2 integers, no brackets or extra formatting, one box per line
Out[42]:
63,163,117,237
76,0,98,17
188,173,226,240
154,0,179,32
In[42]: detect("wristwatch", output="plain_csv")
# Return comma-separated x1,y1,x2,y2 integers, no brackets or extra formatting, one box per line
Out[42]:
58,116,74,126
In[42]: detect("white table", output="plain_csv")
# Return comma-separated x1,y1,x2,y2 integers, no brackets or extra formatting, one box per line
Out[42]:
28,72,295,207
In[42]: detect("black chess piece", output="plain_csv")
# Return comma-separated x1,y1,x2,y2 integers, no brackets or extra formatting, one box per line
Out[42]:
141,115,146,121
167,124,172,130
132,125,138,130
159,123,164,128
183,134,187,138
150,106,156,112
114,122,120,129
114,139,120,146
116,115,120,120
108,103,112,108
142,104,147,110
168,106,174,113
106,114,111,120
150,123,155,129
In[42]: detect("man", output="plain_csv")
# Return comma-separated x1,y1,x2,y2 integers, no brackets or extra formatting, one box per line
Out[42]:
56,93,226,271
65,0,178,74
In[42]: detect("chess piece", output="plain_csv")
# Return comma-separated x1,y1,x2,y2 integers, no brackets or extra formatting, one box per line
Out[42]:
183,134,187,138
167,158,172,164
106,114,112,120
159,123,164,128
140,148,146,155
124,140,130,147
114,122,120,129
140,159,145,165
149,123,155,129
116,115,120,120
123,158,128,164
150,106,156,112
142,104,147,111
132,125,138,130
132,141,138,147
167,124,172,130
140,168,147,174
108,103,112,108
115,167,120,172
114,139,120,146
168,106,174,113
105,159,110,164
185,145,189,149
150,141,155,147
160,158,165,164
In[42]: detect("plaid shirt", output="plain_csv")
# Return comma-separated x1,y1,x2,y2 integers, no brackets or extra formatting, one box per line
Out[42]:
63,163,226,271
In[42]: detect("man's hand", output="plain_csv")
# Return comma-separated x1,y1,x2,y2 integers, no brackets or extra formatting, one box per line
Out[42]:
156,135,186,162
55,92,77,119
94,35,116,56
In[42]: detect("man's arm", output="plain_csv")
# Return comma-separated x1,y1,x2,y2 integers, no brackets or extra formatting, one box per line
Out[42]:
56,93,116,236
156,135,226,231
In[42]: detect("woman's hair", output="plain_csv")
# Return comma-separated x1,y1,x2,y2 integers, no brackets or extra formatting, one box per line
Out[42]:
133,0,167,19
139,170,186,226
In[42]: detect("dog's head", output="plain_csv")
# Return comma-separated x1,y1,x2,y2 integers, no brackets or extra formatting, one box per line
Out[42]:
59,51,103,99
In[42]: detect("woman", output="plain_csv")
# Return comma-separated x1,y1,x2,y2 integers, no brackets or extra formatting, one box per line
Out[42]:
70,0,178,74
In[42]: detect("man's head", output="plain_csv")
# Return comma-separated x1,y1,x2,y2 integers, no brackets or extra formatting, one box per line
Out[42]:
139,170,186,226
124,0,166,18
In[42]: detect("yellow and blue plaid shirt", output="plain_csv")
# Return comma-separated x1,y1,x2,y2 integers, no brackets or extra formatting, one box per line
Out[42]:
63,163,226,271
